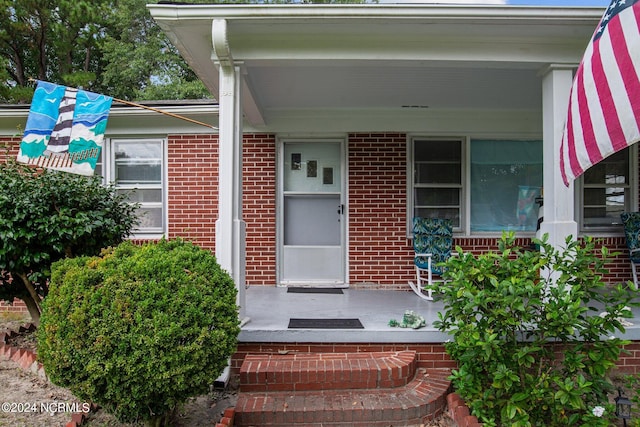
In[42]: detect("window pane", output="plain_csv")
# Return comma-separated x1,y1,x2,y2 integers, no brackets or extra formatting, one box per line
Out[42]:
116,162,161,183
415,208,460,227
414,140,461,185
583,150,628,185
136,206,163,229
470,140,542,232
583,188,627,227
582,149,630,229
114,141,162,160
118,189,162,203
415,163,461,184
415,188,459,206
413,139,462,223
414,141,460,161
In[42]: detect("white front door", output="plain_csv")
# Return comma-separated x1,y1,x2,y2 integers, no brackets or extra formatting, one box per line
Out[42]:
279,140,346,285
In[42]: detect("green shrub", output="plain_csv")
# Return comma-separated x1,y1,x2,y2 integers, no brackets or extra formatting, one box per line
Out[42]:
0,159,139,324
37,239,240,426
623,373,640,426
433,233,639,427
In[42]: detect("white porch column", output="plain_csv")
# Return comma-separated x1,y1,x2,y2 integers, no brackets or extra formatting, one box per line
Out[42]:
539,65,578,249
212,19,247,323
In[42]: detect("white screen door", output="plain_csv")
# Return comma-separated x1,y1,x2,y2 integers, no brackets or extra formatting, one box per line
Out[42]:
279,141,345,285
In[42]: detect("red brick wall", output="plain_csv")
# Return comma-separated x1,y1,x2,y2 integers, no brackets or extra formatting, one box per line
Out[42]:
166,134,218,250
233,342,456,373
0,299,27,314
243,134,277,285
617,341,640,375
232,341,640,376
0,133,636,300
594,237,634,284
348,133,414,288
166,133,278,286
0,136,20,157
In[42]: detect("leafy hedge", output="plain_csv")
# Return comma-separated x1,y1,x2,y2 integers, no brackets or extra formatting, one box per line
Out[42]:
0,159,138,323
37,239,240,425
434,233,639,426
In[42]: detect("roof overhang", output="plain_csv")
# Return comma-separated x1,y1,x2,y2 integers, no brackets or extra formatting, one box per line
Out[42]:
148,4,605,133
0,101,219,136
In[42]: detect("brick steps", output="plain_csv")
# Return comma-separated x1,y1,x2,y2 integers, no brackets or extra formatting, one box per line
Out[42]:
235,351,451,426
240,350,417,392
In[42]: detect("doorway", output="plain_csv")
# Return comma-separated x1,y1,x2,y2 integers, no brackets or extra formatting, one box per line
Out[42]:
278,140,346,285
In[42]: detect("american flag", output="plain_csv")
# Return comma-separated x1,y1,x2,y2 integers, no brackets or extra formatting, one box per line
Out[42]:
560,0,640,186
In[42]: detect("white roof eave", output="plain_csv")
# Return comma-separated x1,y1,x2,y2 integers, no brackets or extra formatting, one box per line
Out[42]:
147,3,605,23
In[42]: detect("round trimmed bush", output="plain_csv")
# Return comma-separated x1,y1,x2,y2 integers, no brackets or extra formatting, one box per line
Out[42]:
37,239,240,425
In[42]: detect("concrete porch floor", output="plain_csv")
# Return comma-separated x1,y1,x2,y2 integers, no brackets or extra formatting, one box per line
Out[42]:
239,286,640,344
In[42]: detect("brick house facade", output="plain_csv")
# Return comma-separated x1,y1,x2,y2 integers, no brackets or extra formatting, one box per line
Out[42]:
2,3,639,378
1,129,634,294
1,115,639,375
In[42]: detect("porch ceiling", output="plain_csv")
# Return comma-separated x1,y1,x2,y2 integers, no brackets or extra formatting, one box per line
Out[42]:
149,4,605,131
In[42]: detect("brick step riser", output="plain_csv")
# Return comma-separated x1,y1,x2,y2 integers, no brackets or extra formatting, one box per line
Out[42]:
235,369,451,427
239,350,417,392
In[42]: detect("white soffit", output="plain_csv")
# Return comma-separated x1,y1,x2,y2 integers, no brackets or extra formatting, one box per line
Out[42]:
148,4,604,128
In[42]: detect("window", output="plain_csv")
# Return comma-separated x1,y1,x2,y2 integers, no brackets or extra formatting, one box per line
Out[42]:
412,138,462,228
470,140,542,233
98,138,166,237
581,147,634,231
410,138,544,235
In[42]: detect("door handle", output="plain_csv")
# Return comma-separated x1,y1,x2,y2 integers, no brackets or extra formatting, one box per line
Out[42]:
337,204,344,221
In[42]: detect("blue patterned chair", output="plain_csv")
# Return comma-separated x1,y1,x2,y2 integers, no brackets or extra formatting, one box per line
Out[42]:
408,217,453,300
621,212,640,289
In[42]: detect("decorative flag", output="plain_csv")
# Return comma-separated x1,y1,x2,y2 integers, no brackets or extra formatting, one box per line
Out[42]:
17,80,113,176
560,0,640,186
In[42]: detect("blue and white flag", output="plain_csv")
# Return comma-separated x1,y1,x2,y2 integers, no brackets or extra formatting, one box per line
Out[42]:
17,80,113,176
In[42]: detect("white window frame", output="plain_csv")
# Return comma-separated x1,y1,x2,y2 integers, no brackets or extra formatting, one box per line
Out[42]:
408,136,547,237
100,137,168,240
576,144,638,234
407,136,466,235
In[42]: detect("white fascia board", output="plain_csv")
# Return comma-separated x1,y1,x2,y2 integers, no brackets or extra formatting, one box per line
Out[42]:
147,4,605,23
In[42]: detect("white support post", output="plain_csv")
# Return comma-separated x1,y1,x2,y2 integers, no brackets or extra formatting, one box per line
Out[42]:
212,19,248,324
539,65,578,250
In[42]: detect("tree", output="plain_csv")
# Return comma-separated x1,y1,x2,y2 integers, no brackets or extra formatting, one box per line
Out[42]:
0,0,211,102
1,0,367,103
0,159,139,325
99,0,212,101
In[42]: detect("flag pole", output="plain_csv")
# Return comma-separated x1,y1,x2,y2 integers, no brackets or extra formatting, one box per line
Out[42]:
28,79,218,130
112,97,218,130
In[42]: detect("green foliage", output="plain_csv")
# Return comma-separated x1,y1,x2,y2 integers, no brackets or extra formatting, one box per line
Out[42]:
0,160,138,322
0,0,209,102
433,233,640,427
1,0,369,102
99,0,210,101
623,374,640,426
0,0,113,96
37,239,240,425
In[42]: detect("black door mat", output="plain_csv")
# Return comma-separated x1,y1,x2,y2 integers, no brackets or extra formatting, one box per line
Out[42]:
287,287,344,294
288,318,364,329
